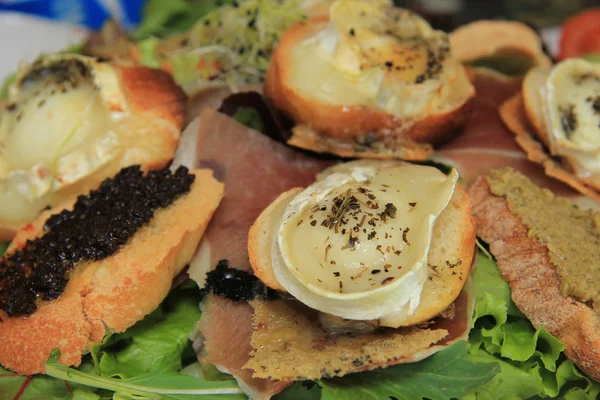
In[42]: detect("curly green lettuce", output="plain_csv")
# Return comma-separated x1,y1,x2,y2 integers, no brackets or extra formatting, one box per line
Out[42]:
464,253,600,400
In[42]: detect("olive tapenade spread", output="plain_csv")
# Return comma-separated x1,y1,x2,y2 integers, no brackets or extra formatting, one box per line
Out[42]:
0,166,194,317
202,260,280,302
487,168,600,311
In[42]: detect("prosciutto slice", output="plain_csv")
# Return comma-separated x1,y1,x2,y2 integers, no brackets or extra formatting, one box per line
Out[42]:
437,72,579,197
174,108,332,399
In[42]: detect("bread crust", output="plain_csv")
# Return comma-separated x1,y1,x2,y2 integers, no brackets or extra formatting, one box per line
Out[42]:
0,61,187,241
248,177,475,328
0,169,223,375
499,94,600,201
449,20,552,69
265,22,474,159
469,176,600,382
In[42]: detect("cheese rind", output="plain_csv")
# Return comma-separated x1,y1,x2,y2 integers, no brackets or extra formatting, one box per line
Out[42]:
272,161,458,323
287,0,472,120
543,59,600,184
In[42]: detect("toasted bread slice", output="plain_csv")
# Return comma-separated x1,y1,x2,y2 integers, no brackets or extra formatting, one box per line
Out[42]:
0,55,187,240
499,94,600,202
265,13,474,160
248,181,475,327
470,174,600,382
450,20,552,76
0,169,223,375
522,66,553,149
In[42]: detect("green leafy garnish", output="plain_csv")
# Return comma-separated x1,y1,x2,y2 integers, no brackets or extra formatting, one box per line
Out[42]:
581,53,600,63
465,253,600,399
232,107,265,132
132,0,234,40
0,242,8,257
92,282,203,379
319,341,498,400
45,349,244,399
137,0,307,94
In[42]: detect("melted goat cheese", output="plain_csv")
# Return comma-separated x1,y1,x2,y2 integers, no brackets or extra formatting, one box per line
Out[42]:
272,161,458,323
544,59,600,184
288,0,472,119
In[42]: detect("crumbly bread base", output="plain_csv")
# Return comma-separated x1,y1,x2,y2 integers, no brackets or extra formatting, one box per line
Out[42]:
0,169,223,375
244,274,474,381
469,177,600,382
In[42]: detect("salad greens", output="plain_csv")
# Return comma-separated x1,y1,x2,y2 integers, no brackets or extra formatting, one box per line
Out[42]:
464,254,600,400
0,282,244,400
136,0,307,93
132,0,233,40
1,251,599,399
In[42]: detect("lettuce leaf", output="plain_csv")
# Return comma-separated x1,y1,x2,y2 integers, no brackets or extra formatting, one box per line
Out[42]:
132,0,233,40
0,364,99,400
92,282,203,379
466,253,600,399
0,242,8,257
45,350,244,400
232,107,264,133
318,341,499,400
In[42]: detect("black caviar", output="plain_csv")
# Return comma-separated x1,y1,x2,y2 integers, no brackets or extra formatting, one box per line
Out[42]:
201,260,280,302
0,166,194,317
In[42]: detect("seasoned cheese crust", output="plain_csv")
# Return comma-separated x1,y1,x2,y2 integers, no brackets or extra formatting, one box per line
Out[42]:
265,1,474,159
470,176,600,382
0,55,187,240
0,169,223,375
248,174,475,328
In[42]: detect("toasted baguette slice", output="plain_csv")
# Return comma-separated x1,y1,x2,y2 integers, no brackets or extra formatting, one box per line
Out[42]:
522,66,553,149
470,174,600,382
265,16,474,160
248,181,475,327
0,55,187,240
499,94,600,202
0,169,223,375
450,20,552,75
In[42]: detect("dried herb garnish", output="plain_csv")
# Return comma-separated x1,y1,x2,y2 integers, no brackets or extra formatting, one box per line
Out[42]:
559,104,578,139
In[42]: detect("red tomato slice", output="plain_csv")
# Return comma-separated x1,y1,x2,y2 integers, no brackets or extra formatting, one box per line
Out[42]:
559,8,600,60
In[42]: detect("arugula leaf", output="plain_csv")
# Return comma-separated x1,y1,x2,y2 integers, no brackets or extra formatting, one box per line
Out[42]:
93,283,203,379
232,107,265,133
0,364,99,400
132,0,233,40
318,341,498,400
45,350,244,400
275,382,322,400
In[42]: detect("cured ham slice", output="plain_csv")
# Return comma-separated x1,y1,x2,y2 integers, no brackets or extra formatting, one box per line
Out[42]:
173,109,332,399
437,72,580,198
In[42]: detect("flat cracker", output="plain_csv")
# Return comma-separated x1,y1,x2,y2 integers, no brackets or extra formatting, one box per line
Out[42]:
499,94,600,203
244,299,447,381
